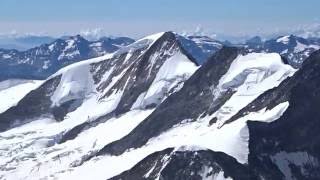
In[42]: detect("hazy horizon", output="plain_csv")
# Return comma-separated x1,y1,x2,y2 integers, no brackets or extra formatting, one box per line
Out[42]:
1,0,320,40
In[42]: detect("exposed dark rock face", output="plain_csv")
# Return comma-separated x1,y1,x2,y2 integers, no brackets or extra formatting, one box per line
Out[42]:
0,35,134,81
109,148,174,180
108,50,320,180
58,112,115,144
112,32,198,115
0,76,61,132
246,50,320,180
225,50,320,124
215,50,320,179
3,32,320,179
110,148,259,180
97,47,244,156
0,31,196,132
54,31,198,143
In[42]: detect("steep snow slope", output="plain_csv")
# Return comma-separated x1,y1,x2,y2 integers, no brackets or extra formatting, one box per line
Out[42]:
236,50,320,179
3,33,318,179
0,79,35,91
0,31,198,179
60,102,288,180
0,79,43,113
109,49,320,180
212,53,294,126
96,50,294,154
53,48,294,179
0,109,154,180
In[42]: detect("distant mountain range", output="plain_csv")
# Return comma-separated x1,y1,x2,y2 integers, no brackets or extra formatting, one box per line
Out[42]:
177,35,223,64
0,35,134,81
243,35,320,68
0,35,56,50
179,34,320,68
0,33,224,81
0,33,319,81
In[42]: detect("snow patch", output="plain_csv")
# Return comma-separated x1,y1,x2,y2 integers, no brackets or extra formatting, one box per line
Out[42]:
2,54,12,59
48,44,55,51
199,168,232,180
113,32,165,57
276,36,290,44
42,60,50,69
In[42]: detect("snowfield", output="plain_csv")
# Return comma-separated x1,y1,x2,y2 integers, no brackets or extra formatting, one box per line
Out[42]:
0,79,43,113
213,53,295,126
0,32,299,180
58,102,289,180
56,52,295,179
0,32,200,179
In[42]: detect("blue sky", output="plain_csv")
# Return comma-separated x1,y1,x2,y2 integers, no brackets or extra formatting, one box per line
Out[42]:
0,0,319,38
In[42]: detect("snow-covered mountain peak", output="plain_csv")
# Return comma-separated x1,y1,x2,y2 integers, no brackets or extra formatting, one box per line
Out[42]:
0,30,198,131
49,31,196,100
275,34,309,46
1,42,320,179
244,34,320,68
0,31,201,179
112,32,165,57
0,35,134,81
112,32,180,59
81,48,293,176
139,32,166,42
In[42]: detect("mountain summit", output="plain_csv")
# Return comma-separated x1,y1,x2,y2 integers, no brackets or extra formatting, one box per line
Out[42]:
0,35,134,81
0,32,320,180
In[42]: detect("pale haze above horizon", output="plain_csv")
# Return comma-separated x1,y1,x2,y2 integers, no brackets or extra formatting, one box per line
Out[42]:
0,0,320,40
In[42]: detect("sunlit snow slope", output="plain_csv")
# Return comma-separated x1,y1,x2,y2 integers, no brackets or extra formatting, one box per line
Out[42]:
62,49,294,180
0,31,199,179
2,31,319,180
0,79,43,113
